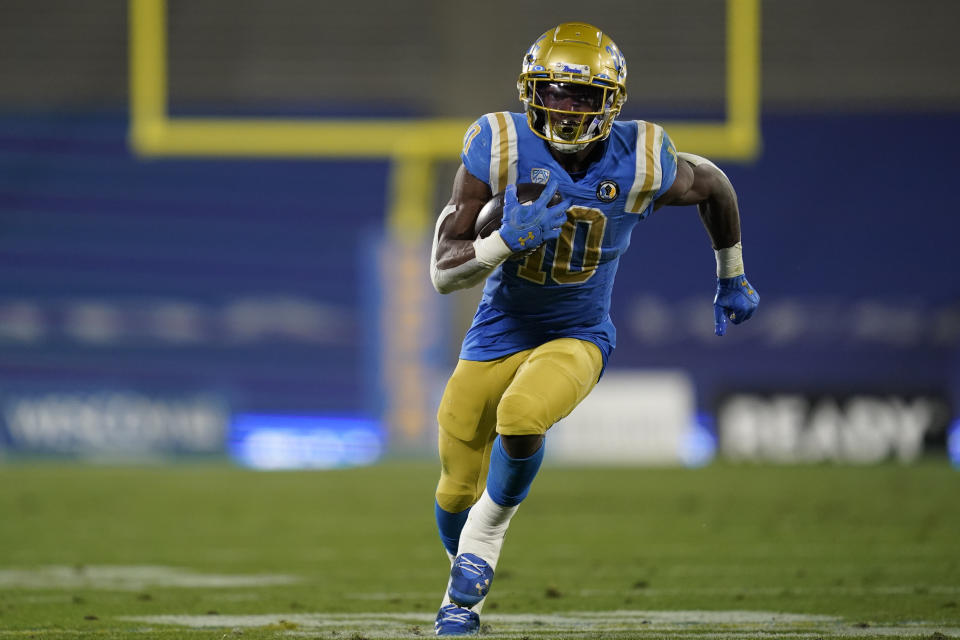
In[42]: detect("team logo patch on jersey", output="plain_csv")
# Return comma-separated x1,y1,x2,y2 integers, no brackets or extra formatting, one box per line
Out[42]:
531,168,551,184
597,180,619,202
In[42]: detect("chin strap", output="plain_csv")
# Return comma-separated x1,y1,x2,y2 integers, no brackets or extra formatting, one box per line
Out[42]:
544,110,606,152
548,139,590,154
546,119,607,154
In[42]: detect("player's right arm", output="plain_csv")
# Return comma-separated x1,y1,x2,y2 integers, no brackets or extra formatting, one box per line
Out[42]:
431,116,569,294
430,164,508,294
430,167,570,294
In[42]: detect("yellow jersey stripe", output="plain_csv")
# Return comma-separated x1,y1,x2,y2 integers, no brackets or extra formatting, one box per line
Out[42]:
485,112,517,194
625,121,651,212
503,113,518,188
485,113,501,193
495,112,513,193
626,121,664,214
650,125,665,200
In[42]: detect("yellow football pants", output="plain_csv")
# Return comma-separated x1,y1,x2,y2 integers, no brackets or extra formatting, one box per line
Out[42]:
435,338,603,513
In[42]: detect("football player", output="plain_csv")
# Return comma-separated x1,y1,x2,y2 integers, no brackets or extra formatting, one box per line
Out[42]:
429,22,759,635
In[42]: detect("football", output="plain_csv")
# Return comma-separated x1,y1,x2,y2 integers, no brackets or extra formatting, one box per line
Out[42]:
474,182,564,239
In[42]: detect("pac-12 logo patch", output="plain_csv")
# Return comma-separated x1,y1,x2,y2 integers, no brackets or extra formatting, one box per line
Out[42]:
597,180,619,202
531,168,550,184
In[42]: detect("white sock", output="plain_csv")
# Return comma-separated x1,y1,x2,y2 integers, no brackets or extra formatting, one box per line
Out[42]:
438,490,519,616
439,552,454,609
457,489,519,570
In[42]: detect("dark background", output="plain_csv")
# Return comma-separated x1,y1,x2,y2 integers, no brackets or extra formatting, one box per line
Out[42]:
1,1,958,455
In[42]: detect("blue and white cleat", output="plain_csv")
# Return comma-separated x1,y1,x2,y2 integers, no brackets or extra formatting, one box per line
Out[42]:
434,603,479,636
447,553,494,607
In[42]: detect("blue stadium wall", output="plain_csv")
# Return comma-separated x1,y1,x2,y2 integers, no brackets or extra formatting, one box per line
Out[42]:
0,111,957,457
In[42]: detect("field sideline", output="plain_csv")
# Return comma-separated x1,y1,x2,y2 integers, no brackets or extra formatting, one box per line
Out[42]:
0,460,957,639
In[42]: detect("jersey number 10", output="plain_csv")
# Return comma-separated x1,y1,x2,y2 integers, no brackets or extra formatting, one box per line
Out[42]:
517,206,607,285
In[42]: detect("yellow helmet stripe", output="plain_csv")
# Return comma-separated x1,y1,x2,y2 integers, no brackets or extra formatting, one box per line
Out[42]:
625,121,665,214
487,112,518,194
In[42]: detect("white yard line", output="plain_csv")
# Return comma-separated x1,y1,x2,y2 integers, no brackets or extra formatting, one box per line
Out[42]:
344,584,960,601
575,584,960,596
0,565,299,590
120,609,960,638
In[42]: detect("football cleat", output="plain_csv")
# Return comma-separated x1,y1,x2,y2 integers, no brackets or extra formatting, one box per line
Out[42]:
434,604,480,636
447,553,494,607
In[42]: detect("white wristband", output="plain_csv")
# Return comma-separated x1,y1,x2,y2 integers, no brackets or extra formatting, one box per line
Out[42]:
473,231,512,268
715,241,745,278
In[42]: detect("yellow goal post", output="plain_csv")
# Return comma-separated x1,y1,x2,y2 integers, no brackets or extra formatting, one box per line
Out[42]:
129,0,760,235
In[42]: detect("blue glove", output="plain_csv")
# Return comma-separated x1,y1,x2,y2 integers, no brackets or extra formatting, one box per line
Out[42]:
499,180,571,252
713,275,759,336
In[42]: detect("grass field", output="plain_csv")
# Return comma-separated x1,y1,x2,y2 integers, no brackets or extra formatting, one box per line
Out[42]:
0,460,957,639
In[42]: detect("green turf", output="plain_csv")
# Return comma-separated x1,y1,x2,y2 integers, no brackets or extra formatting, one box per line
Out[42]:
0,460,957,639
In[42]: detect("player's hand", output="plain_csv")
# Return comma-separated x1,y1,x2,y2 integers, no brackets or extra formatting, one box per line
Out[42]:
713,275,759,336
499,180,570,252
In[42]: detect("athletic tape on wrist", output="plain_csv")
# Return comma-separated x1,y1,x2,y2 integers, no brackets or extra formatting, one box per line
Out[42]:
715,241,745,278
473,231,512,267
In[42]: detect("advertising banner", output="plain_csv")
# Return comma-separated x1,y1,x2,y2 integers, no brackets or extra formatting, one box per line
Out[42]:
0,391,227,457
715,391,951,464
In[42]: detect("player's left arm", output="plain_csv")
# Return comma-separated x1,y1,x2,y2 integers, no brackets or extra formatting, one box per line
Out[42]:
654,152,759,336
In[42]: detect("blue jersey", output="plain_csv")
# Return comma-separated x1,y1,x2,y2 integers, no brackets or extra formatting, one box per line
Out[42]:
459,111,678,368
